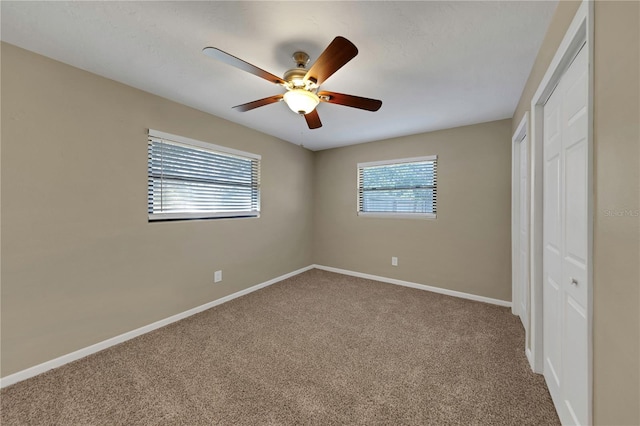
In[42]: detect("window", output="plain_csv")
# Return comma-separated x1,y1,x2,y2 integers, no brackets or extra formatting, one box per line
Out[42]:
357,156,437,218
147,129,260,221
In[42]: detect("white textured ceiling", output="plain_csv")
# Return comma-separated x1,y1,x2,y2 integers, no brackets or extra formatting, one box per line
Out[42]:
1,1,557,151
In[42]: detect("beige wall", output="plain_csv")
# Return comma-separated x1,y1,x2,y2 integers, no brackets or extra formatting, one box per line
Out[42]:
0,43,315,376
592,2,639,424
512,1,582,131
313,119,513,302
512,1,640,424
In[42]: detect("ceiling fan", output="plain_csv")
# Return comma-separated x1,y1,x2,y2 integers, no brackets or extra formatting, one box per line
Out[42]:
202,36,382,130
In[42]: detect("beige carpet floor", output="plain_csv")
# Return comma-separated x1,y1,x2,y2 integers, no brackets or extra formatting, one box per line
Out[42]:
1,269,559,425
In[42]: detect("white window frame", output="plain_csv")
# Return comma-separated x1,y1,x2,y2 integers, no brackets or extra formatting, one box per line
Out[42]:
148,129,261,222
357,155,437,219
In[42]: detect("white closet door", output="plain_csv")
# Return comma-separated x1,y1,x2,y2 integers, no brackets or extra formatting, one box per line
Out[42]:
543,75,563,404
543,44,588,426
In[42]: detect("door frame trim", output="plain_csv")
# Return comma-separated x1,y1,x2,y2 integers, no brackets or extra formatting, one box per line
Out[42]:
511,112,528,323
529,0,593,423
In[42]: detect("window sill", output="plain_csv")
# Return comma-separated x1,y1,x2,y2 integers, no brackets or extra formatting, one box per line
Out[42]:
149,212,260,222
357,212,437,220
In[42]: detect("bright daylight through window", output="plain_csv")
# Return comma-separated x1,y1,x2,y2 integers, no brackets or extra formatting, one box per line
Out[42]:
357,156,437,218
147,130,260,221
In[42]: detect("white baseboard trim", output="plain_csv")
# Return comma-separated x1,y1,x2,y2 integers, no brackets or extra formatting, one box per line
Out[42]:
0,265,314,389
312,264,512,308
1,264,511,388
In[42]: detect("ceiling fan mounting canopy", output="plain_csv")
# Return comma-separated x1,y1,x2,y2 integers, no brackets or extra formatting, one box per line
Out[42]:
291,51,310,68
202,36,382,129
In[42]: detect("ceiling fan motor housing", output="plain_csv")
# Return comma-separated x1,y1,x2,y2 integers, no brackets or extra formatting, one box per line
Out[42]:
283,68,307,86
284,51,318,90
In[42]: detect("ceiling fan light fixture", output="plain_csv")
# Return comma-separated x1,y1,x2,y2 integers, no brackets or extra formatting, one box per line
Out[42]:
283,89,319,115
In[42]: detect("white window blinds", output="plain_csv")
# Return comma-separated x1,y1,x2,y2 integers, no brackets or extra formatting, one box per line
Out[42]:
147,130,260,221
357,156,437,218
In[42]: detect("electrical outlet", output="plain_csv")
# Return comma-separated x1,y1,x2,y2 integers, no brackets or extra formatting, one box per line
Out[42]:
214,270,222,283
392,257,398,266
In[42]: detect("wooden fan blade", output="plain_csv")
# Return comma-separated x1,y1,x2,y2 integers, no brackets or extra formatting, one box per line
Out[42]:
304,109,322,129
318,91,382,111
304,36,358,86
233,95,284,112
203,47,286,85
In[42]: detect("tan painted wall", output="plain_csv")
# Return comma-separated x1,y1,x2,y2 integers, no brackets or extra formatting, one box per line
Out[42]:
592,2,639,424
313,119,513,302
512,1,582,131
512,1,640,424
0,43,315,376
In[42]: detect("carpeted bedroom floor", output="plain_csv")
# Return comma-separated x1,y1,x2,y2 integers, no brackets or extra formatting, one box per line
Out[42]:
1,269,559,425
